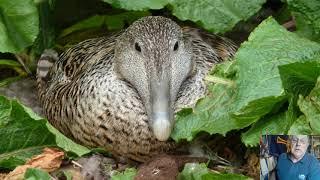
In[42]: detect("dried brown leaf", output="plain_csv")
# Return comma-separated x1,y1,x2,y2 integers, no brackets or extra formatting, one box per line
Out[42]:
4,147,64,180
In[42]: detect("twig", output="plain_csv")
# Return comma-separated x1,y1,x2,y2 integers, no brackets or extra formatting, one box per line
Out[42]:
282,19,296,30
14,54,31,75
50,175,58,180
71,160,83,168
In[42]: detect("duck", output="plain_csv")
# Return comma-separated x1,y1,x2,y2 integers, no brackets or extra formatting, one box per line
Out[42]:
37,16,237,162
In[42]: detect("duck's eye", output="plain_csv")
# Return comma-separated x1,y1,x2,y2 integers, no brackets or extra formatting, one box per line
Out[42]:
135,42,141,52
173,41,179,51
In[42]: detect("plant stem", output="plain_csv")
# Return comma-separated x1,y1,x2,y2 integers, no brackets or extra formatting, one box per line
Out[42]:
205,75,235,86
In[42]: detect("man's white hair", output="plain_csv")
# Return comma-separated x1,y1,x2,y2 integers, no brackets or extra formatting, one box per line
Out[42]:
289,135,309,144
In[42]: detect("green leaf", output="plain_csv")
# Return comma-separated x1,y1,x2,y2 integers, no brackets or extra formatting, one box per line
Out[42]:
46,123,90,158
171,82,239,141
0,0,39,53
242,60,320,145
172,17,320,142
287,0,320,42
241,94,298,146
177,163,252,180
103,0,168,11
0,96,89,169
60,11,150,37
111,168,137,180
170,0,266,33
178,163,209,180
202,173,252,180
0,97,55,169
24,168,51,180
32,0,56,56
171,62,240,141
241,109,293,146
278,60,320,96
288,115,312,135
232,17,320,122
60,15,104,38
294,12,320,42
298,77,320,134
103,0,266,33
19,100,90,158
0,59,21,67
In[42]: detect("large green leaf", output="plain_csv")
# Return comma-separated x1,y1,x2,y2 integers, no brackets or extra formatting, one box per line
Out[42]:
0,0,39,53
171,61,240,141
294,12,320,42
60,11,150,37
171,17,320,142
171,83,238,141
288,115,313,135
278,60,320,96
242,60,320,145
169,0,266,33
32,0,56,56
287,0,320,42
232,17,320,122
0,97,55,169
298,77,320,134
0,96,90,169
103,0,266,33
241,109,293,146
241,92,298,146
103,0,168,11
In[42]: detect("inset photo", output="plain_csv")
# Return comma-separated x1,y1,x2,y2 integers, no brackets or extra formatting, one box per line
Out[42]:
260,135,320,180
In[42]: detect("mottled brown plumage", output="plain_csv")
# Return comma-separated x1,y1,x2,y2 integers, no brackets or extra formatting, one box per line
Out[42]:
37,16,237,162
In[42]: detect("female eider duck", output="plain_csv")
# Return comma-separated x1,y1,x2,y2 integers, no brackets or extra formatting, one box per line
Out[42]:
37,16,237,162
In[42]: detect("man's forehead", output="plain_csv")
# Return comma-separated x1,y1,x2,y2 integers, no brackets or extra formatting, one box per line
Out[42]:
291,135,309,141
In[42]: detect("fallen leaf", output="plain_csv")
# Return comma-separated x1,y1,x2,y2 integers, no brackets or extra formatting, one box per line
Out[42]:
242,152,259,179
0,172,8,179
4,147,64,180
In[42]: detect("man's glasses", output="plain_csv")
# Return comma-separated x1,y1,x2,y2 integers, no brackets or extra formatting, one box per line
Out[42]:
291,138,308,145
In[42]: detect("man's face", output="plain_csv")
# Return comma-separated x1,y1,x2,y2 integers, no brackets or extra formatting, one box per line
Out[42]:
290,135,309,160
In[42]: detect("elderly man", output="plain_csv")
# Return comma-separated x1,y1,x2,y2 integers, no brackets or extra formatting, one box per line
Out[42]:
276,135,320,180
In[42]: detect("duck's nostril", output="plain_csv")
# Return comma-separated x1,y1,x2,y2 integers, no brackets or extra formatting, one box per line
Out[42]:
173,41,179,51
135,42,141,52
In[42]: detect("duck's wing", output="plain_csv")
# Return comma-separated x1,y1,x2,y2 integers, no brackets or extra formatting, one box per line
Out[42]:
36,34,120,138
58,35,119,80
37,33,120,85
175,27,238,110
182,27,238,62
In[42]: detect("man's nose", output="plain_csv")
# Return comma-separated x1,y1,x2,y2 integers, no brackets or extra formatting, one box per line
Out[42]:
296,140,302,146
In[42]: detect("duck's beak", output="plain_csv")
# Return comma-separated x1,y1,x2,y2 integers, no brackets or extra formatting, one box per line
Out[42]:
150,75,173,141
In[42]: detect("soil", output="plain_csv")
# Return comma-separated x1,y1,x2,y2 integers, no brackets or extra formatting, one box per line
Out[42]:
135,154,208,180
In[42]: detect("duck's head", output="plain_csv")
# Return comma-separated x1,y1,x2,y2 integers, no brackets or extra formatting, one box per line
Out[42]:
114,16,193,141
